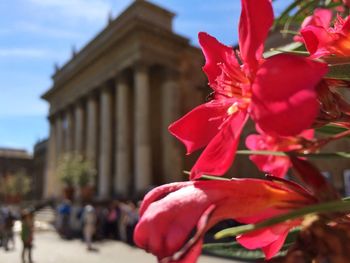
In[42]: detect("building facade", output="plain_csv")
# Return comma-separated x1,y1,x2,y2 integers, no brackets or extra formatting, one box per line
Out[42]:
42,0,207,199
0,148,33,201
32,139,47,199
42,0,350,201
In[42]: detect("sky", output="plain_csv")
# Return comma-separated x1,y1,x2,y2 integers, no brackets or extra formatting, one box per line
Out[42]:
0,0,291,153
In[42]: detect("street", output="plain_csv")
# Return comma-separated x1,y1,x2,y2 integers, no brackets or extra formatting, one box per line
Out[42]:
0,231,239,263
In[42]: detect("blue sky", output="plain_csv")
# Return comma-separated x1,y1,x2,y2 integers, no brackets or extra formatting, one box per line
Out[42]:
0,0,290,153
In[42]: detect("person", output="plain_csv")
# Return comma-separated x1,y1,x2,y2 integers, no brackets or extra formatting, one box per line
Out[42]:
3,209,15,250
57,199,72,238
82,204,96,251
105,202,120,239
0,207,5,248
124,201,139,246
21,210,34,263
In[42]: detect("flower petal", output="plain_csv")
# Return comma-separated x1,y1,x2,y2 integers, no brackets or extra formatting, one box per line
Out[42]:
251,54,328,136
302,8,332,29
246,134,290,178
250,154,290,178
135,180,312,261
138,182,191,217
237,222,298,259
262,232,289,260
246,134,287,177
190,110,248,179
198,32,238,87
295,8,332,43
239,0,273,69
168,101,231,154
168,205,215,263
134,184,211,260
170,240,203,263
301,26,332,57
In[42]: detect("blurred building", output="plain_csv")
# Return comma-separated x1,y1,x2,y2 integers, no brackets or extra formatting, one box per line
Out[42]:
0,148,32,177
42,0,207,199
41,0,350,201
32,139,48,199
0,148,33,201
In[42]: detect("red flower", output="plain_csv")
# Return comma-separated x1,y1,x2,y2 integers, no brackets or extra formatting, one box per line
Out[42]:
246,129,314,178
169,0,328,179
237,220,301,259
134,179,316,262
294,8,333,42
301,14,350,58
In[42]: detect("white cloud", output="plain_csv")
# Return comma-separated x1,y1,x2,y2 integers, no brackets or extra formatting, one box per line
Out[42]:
0,48,65,60
28,0,113,22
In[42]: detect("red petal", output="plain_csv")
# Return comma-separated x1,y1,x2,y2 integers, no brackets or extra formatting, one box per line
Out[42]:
246,134,290,178
295,8,332,43
134,185,211,260
168,101,231,154
301,8,332,29
251,54,327,136
299,129,314,140
261,231,289,259
237,222,298,259
301,26,332,57
239,0,273,69
138,182,191,216
171,240,203,263
135,180,312,261
250,154,290,178
198,32,238,87
169,205,215,263
190,111,248,179
237,224,285,249
344,0,350,8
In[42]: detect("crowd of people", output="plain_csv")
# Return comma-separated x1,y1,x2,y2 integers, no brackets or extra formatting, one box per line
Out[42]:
56,199,140,249
0,205,34,263
0,199,140,261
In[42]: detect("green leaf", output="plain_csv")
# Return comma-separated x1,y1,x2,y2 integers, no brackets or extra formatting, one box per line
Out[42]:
316,125,350,137
274,0,305,28
263,42,306,58
215,199,350,239
203,241,265,261
325,63,350,81
283,0,319,30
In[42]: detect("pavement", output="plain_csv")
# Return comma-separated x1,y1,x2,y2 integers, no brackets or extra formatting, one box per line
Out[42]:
0,231,240,263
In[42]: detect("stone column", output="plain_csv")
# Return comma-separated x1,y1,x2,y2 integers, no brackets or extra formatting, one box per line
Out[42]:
86,94,98,167
161,69,182,183
64,109,74,153
114,74,130,196
55,114,64,161
44,117,58,198
98,85,113,198
74,101,85,155
134,64,152,192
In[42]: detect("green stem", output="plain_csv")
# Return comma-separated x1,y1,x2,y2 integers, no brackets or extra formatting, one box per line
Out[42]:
215,200,350,239
279,30,300,35
236,150,350,158
183,170,231,181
